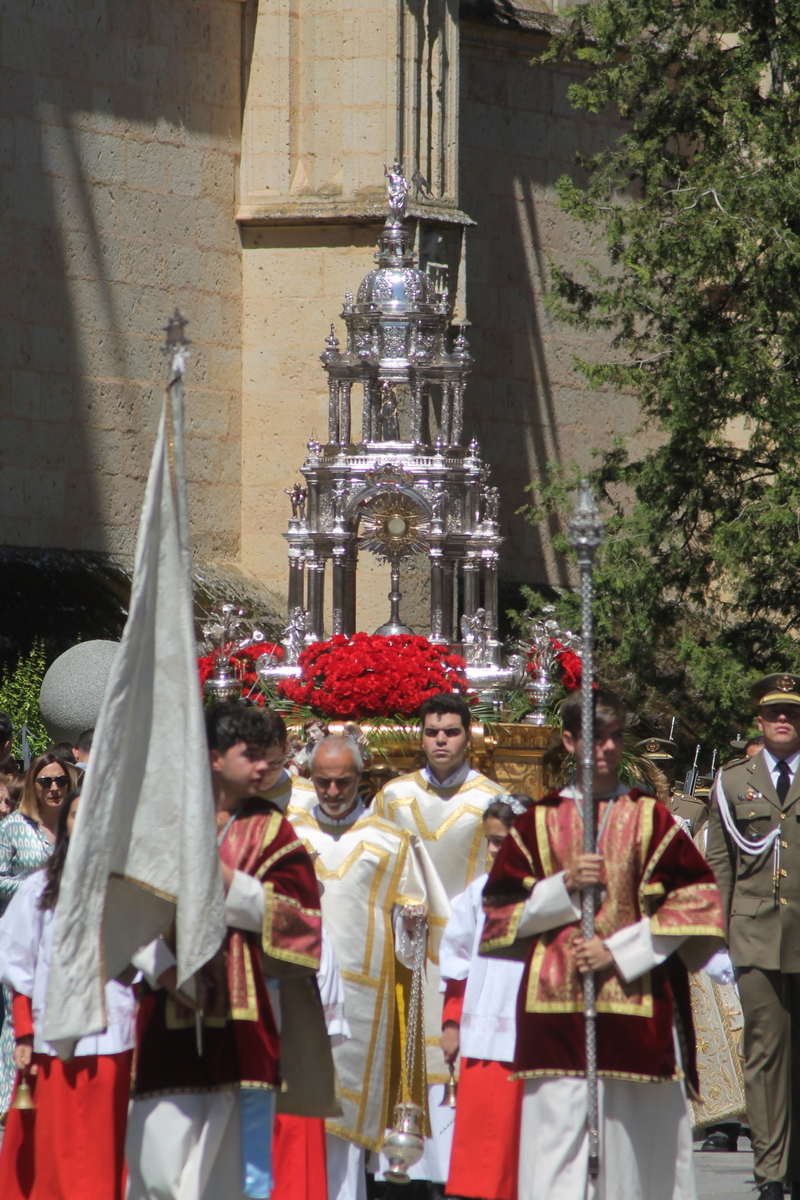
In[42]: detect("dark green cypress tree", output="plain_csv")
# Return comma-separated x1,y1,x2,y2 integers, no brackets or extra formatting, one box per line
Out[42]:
526,1,800,740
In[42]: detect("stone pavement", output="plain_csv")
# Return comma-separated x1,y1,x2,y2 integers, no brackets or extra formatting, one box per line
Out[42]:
695,1146,757,1198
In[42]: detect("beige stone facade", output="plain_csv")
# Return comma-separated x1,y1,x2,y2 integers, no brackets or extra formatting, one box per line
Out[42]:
0,0,631,636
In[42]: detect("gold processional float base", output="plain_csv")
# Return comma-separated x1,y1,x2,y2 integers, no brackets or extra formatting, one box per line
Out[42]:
289,721,562,801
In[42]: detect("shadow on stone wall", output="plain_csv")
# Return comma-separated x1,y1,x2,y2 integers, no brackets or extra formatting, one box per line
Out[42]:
1,0,246,639
459,30,625,598
0,547,283,673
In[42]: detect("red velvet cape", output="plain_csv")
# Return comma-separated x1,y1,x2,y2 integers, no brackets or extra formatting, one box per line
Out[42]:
132,799,322,1098
480,789,724,1092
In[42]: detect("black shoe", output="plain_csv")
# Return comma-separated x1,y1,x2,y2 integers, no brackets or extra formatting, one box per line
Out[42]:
701,1130,738,1152
757,1184,784,1199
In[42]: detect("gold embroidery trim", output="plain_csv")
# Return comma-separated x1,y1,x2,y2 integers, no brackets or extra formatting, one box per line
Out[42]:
261,881,320,969
231,942,259,1021
525,935,654,1017
259,810,283,856
386,796,490,841
535,806,553,877
512,1067,682,1084
481,900,526,952
639,795,655,873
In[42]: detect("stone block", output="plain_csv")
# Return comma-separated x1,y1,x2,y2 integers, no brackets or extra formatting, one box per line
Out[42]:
184,436,221,483
196,53,239,109
1,16,52,76
3,167,52,224
11,368,41,420
0,68,33,119
126,42,170,93
199,148,235,204
184,389,232,438
77,129,127,184
204,248,240,297
85,427,123,475
84,30,127,87
0,465,27,524
166,143,205,197
0,321,33,370
126,138,172,190
0,116,14,169
195,198,236,254
23,465,65,522
33,326,69,375
125,239,169,287
41,122,81,178
205,345,240,392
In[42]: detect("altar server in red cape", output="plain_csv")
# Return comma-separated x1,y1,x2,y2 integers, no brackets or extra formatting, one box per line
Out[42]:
0,790,135,1200
481,689,726,1200
127,703,337,1200
439,798,525,1200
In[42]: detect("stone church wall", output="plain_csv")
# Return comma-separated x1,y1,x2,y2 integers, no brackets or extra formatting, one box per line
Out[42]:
0,0,643,642
0,0,243,562
460,13,637,595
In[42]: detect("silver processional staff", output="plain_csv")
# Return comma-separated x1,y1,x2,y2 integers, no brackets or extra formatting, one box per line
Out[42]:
567,480,604,1180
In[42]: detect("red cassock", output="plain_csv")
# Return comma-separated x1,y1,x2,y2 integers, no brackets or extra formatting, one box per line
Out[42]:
271,1115,328,1200
480,789,726,1092
0,995,132,1200
443,980,523,1200
132,800,323,1100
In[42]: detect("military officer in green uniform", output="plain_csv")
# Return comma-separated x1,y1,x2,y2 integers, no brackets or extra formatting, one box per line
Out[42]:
635,736,709,835
707,674,800,1199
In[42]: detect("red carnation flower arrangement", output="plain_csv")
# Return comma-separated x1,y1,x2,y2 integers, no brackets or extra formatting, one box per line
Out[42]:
198,641,283,705
552,641,586,692
525,638,593,693
278,632,469,719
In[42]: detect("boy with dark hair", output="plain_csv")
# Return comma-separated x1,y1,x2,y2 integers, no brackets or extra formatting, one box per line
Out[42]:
373,694,502,1188
204,702,322,817
481,687,725,1200
127,701,335,1200
418,692,473,736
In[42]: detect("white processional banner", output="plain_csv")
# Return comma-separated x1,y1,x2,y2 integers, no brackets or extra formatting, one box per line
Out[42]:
43,348,226,1050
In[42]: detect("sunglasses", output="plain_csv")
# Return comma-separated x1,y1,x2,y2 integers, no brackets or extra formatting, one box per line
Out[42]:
35,774,69,789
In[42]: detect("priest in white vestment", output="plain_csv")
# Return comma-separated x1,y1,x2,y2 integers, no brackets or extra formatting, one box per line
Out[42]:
287,735,451,1200
372,693,503,1184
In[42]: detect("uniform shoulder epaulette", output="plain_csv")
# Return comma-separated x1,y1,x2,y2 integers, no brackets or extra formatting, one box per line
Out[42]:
721,756,747,771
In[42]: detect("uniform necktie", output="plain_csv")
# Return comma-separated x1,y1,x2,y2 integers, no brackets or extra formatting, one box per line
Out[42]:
776,759,791,804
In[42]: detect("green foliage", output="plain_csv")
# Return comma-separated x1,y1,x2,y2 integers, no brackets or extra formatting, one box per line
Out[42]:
0,641,50,761
527,0,800,742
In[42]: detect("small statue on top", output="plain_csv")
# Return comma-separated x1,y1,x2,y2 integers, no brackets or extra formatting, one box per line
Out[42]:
384,161,408,226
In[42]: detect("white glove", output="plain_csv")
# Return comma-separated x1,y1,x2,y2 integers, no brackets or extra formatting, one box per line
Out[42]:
704,949,735,985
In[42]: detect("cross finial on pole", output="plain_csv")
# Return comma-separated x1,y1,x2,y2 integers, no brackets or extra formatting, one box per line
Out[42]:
567,479,603,564
162,309,191,381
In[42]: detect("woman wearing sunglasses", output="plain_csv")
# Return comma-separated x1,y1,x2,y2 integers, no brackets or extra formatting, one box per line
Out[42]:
0,753,78,1120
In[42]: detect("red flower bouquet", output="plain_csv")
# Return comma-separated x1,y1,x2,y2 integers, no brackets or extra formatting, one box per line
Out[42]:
278,632,469,719
526,639,590,692
198,641,283,704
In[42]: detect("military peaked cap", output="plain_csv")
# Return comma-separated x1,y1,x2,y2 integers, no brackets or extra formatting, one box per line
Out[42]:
750,673,800,708
634,737,677,763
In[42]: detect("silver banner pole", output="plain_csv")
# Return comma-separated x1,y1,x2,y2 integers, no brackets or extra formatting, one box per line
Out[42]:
568,480,604,1180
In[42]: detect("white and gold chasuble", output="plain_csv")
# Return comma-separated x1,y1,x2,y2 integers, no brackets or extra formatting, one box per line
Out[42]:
286,806,450,1151
373,770,503,1081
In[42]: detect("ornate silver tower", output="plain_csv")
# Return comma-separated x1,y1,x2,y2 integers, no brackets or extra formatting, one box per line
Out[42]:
282,164,503,656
